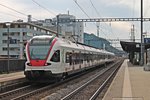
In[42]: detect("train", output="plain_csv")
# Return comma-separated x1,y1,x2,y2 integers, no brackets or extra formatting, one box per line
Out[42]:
24,35,115,81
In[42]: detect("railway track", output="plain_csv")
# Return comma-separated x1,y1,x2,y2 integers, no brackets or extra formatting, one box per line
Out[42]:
60,60,123,100
0,68,97,100
0,60,123,100
8,67,100,100
0,78,29,93
0,83,48,100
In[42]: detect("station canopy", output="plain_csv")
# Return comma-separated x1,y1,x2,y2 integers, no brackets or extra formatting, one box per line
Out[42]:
120,41,150,52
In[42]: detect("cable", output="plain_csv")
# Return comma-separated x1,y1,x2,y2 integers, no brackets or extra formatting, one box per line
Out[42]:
0,3,39,21
89,0,123,48
89,0,114,36
0,11,26,19
0,4,27,16
73,0,91,19
32,0,56,16
73,0,108,37
89,0,101,17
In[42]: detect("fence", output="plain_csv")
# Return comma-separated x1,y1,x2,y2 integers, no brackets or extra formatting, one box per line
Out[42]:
0,59,26,73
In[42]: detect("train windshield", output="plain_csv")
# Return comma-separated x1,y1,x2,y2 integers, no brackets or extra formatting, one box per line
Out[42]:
29,38,53,60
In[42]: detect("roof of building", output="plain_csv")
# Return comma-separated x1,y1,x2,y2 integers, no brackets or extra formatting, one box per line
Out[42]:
0,22,57,34
120,41,150,52
84,33,125,56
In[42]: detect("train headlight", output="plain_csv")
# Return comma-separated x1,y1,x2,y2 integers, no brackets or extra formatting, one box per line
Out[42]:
27,63,32,66
44,63,51,66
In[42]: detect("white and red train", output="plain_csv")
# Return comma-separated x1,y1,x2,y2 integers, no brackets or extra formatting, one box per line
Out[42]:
24,35,115,81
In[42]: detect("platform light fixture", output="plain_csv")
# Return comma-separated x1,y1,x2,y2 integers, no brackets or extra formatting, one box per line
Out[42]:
6,22,11,73
140,0,144,66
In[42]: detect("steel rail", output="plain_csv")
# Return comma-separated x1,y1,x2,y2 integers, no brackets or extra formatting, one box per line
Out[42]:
0,85,32,99
89,61,123,100
61,60,122,100
8,60,120,100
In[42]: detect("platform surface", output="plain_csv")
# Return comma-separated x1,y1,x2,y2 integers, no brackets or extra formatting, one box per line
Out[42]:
0,71,25,83
103,59,150,100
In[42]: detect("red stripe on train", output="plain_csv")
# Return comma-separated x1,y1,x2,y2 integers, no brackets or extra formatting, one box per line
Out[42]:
45,38,57,61
30,60,46,66
28,38,57,66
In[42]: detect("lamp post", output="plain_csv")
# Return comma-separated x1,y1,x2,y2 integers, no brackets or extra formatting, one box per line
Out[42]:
57,15,59,37
6,22,11,73
140,0,144,66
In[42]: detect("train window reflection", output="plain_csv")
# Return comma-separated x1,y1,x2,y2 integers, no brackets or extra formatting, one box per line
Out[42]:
29,46,49,60
50,50,60,62
30,38,52,45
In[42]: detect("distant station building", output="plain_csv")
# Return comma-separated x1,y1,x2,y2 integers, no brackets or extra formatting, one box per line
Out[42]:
0,20,56,59
120,39,150,65
31,14,84,43
55,14,84,43
84,33,125,56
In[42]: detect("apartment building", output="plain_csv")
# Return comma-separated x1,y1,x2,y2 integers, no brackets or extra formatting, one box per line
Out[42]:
0,21,56,59
31,14,84,43
54,14,84,43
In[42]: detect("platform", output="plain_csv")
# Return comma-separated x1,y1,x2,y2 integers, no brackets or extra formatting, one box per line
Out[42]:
103,59,150,100
0,71,25,83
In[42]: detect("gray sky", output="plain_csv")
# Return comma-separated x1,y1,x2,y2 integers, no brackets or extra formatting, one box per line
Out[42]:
0,0,150,43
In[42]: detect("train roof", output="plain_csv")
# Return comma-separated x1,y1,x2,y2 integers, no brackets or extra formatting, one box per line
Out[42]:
31,35,53,39
56,37,114,55
29,35,114,55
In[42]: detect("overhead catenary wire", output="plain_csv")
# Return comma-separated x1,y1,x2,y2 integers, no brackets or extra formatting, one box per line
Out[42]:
0,4,27,16
89,0,101,17
32,0,56,16
0,3,39,21
89,0,114,35
73,0,108,37
0,11,26,19
73,0,91,19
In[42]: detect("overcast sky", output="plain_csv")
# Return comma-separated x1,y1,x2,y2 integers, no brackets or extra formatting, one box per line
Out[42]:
0,0,150,46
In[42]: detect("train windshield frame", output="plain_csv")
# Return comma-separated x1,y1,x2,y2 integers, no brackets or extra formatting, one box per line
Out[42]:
28,38,53,60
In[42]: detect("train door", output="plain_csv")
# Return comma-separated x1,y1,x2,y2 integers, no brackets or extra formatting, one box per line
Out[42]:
83,53,86,68
87,52,90,67
91,52,93,66
69,53,72,66
65,52,72,72
72,50,75,70
60,49,66,69
79,51,81,69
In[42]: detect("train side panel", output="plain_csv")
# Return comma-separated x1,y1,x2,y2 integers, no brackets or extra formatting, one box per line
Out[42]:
24,35,116,81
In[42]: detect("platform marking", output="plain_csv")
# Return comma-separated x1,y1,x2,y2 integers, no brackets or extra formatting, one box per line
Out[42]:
122,60,132,100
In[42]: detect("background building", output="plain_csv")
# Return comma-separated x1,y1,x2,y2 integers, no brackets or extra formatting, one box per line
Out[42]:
84,33,126,56
0,14,125,59
31,14,84,43
54,14,84,43
0,21,56,59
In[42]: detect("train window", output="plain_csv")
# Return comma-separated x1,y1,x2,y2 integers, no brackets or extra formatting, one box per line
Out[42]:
30,38,53,45
84,53,87,61
50,50,60,62
80,53,84,64
66,52,72,65
87,54,90,62
66,52,70,63
74,53,77,63
29,46,50,60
